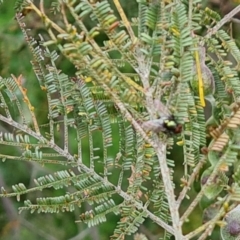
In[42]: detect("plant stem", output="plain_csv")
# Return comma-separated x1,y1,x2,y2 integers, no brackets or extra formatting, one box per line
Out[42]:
154,137,183,239
176,157,206,208
203,5,240,41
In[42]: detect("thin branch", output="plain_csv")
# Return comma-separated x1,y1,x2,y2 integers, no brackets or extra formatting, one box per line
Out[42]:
0,171,57,240
232,18,240,24
0,171,18,220
112,0,136,42
28,2,65,34
11,74,40,134
185,196,237,239
61,3,69,27
21,218,58,240
154,136,183,239
180,154,227,224
39,0,45,14
176,157,206,208
68,228,92,240
204,5,240,40
197,225,214,240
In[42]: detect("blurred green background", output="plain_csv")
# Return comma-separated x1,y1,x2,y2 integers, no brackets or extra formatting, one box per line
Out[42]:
0,0,238,239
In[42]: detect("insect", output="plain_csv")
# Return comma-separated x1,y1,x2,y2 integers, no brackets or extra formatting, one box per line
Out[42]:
142,100,182,135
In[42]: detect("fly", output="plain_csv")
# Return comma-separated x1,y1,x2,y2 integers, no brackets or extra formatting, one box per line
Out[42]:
142,100,182,135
